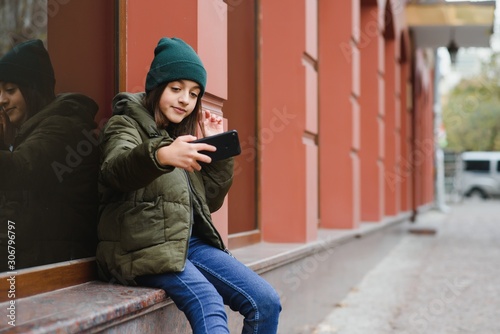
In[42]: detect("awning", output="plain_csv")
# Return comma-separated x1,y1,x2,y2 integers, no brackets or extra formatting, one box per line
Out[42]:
406,1,496,48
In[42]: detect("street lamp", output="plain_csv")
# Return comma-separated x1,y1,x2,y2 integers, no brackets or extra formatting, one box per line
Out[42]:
447,28,459,64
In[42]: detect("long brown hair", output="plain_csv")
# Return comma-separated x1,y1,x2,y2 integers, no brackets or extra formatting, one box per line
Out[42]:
19,83,55,119
143,82,205,138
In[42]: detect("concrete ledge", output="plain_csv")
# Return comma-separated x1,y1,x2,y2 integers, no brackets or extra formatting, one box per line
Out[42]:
0,212,412,333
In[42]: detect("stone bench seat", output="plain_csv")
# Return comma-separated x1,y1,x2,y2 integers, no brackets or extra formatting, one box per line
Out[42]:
0,213,411,333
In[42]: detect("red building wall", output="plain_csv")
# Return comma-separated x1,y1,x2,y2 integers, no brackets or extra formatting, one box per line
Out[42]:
93,0,436,247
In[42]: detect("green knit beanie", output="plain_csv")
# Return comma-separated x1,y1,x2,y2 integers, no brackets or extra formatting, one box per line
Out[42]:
0,39,55,93
145,37,207,96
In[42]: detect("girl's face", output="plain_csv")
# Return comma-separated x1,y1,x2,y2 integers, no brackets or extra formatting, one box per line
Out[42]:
159,80,201,124
0,82,28,127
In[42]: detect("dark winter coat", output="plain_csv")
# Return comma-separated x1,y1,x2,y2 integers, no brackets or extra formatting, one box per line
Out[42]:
0,93,99,271
96,92,233,284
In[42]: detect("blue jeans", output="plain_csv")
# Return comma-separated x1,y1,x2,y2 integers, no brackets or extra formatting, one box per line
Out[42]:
136,236,282,334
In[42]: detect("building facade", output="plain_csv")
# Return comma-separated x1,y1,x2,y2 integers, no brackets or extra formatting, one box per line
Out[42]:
0,0,442,332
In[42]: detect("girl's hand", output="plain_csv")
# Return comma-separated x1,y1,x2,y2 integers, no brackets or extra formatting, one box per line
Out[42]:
0,109,15,148
156,135,216,172
202,109,223,137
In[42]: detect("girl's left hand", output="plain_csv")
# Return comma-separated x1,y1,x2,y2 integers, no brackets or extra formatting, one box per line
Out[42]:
0,109,15,149
202,109,223,137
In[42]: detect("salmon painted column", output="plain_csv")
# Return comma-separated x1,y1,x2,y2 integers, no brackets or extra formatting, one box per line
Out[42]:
412,54,422,212
359,3,384,223
120,0,230,243
196,1,230,242
303,0,319,241
318,0,361,229
412,50,435,209
259,1,309,242
424,72,435,205
416,79,433,208
383,38,399,216
399,32,413,213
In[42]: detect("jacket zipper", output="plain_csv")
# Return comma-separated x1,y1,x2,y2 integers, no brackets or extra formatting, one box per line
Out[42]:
183,170,227,253
182,170,195,270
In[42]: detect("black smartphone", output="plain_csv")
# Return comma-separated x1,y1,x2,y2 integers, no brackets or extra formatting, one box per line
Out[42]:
192,130,241,162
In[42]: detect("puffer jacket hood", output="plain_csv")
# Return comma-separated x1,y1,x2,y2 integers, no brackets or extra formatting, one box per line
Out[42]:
112,92,163,135
112,92,145,116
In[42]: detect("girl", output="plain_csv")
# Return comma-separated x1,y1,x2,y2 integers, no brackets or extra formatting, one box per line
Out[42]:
96,37,281,334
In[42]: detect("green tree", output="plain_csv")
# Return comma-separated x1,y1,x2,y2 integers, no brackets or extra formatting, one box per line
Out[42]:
442,53,500,152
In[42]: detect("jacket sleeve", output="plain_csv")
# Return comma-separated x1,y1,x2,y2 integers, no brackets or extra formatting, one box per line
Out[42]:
99,115,173,192
199,157,234,213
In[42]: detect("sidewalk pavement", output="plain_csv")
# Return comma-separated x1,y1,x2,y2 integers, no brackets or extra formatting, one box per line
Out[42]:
312,200,500,334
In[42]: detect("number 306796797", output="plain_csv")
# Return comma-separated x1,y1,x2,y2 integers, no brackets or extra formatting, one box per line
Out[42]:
7,220,16,271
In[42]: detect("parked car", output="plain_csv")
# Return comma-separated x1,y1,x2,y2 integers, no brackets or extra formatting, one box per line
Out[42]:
459,151,500,199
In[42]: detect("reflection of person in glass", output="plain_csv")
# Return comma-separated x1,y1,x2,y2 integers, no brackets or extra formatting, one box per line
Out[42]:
0,39,99,271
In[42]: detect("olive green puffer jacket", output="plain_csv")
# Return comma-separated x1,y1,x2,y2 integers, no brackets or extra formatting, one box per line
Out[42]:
96,92,233,284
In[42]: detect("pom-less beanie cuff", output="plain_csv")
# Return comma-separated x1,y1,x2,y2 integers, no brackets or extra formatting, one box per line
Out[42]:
145,37,207,96
0,39,55,92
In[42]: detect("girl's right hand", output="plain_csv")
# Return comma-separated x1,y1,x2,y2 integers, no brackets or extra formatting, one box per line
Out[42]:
156,135,216,172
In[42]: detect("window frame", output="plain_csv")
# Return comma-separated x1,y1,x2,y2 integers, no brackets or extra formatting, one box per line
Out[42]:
0,258,96,302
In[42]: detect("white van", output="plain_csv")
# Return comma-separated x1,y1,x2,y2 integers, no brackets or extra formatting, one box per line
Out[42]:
459,151,500,199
